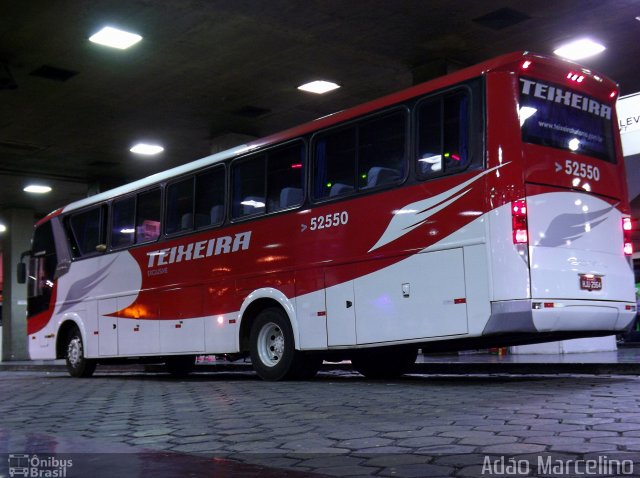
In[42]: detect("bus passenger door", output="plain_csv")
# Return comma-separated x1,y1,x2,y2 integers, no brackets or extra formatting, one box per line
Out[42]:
325,266,357,346
98,298,118,356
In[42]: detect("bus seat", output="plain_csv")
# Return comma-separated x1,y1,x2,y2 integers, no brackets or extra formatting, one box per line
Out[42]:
329,183,354,197
365,166,400,188
210,205,224,224
180,213,193,230
279,187,303,209
241,196,265,216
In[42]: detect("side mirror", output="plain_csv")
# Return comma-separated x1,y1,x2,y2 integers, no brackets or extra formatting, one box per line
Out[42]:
17,262,26,284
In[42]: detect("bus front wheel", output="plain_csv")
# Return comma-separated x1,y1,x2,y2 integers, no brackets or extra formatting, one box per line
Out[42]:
64,325,96,378
249,307,320,381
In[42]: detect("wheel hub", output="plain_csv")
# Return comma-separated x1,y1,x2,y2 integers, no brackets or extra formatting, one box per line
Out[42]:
68,337,82,367
257,322,285,367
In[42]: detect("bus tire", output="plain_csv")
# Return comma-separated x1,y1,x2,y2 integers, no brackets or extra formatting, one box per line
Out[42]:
351,346,417,379
249,307,311,381
165,355,196,377
64,325,96,378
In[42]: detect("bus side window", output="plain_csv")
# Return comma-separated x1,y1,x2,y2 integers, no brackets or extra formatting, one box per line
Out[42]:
417,90,470,179
313,110,407,200
195,166,225,227
67,206,105,257
232,155,266,219
358,111,406,189
267,142,304,212
443,92,469,173
111,196,136,249
313,128,356,200
166,177,195,234
136,188,161,243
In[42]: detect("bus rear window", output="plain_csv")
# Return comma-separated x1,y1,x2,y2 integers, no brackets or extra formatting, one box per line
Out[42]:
519,77,615,162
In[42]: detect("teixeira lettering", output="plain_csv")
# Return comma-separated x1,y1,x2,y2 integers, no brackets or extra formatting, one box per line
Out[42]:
520,78,612,120
146,231,252,268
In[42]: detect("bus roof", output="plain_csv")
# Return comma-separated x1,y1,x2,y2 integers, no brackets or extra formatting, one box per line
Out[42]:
57,50,616,217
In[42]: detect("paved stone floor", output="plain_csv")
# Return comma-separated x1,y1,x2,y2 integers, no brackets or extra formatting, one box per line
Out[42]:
2,369,640,477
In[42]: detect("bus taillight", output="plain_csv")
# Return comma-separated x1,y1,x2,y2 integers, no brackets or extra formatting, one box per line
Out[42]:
512,200,528,244
623,217,633,256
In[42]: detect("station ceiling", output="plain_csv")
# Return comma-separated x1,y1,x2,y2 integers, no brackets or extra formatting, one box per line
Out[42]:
1,0,639,222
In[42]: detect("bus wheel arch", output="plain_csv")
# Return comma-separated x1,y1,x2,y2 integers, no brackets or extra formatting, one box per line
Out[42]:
56,320,81,359
57,320,96,378
238,288,299,352
238,290,320,381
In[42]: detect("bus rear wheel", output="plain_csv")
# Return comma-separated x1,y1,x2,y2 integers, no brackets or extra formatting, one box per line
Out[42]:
64,325,96,378
249,307,320,381
351,346,418,379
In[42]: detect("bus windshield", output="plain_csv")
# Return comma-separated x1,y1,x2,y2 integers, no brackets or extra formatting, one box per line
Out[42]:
519,77,615,162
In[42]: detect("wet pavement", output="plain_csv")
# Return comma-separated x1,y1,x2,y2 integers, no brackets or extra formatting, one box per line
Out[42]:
3,350,640,477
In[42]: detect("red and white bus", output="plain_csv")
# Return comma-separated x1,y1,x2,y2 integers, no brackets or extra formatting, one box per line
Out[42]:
20,51,637,380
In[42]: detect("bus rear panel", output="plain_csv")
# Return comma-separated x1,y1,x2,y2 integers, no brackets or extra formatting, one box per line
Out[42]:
484,54,635,344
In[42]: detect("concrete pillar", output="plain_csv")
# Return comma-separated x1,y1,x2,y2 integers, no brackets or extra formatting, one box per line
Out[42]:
1,208,34,361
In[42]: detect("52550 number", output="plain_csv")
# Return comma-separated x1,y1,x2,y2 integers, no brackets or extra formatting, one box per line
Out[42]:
310,211,349,230
564,160,600,181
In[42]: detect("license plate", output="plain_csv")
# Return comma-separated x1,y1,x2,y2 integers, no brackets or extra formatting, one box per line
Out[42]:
580,274,602,291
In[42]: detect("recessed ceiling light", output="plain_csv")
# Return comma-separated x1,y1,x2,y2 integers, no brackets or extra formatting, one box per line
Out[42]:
553,38,605,60
130,143,164,155
89,26,142,50
0,224,6,233
297,80,341,94
24,185,52,194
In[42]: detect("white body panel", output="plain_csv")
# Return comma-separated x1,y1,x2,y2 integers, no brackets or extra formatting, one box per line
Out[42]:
325,274,356,346
527,191,635,302
204,313,239,354
294,289,328,349
531,300,621,331
354,250,468,345
98,299,118,355
488,203,531,301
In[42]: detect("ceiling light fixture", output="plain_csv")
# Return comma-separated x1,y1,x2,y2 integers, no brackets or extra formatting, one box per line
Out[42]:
553,38,605,60
24,185,52,194
297,80,341,94
0,224,6,233
130,143,164,155
89,26,142,50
